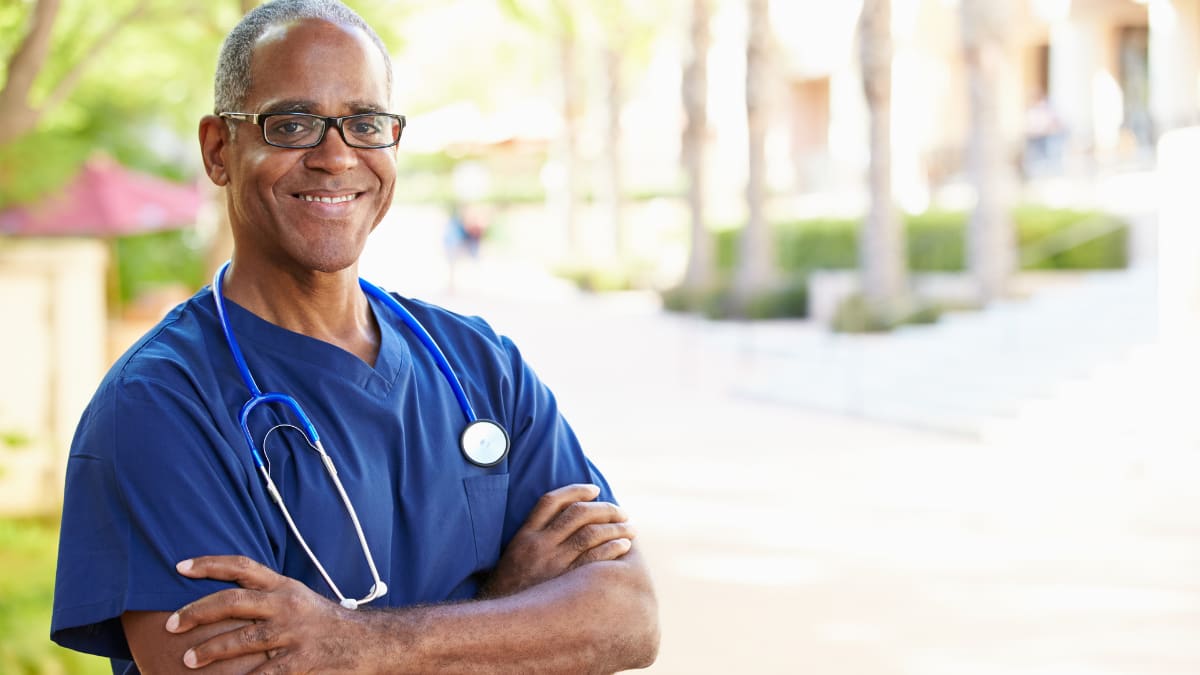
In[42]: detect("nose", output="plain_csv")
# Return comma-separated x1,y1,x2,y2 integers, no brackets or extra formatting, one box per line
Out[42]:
303,123,358,174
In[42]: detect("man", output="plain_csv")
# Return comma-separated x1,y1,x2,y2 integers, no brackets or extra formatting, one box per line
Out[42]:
50,1,659,672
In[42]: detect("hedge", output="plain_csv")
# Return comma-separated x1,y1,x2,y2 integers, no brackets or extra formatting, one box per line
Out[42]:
713,206,1128,275
664,206,1130,320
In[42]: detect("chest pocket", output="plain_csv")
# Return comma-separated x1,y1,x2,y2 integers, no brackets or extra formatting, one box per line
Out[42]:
462,473,510,570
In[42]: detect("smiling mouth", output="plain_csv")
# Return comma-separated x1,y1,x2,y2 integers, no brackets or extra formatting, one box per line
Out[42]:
297,193,359,204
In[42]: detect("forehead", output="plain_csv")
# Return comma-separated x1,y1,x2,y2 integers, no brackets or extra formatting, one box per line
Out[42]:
243,18,390,112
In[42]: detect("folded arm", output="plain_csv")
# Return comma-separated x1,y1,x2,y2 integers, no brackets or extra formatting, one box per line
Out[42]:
123,484,659,674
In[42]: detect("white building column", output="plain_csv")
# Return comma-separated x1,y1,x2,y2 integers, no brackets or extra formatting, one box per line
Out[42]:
1157,127,1200,340
1149,0,1200,134
1048,15,1100,165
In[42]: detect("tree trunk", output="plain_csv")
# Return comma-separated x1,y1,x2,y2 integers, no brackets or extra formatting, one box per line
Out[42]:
681,0,712,292
733,0,774,310
857,0,907,309
558,31,583,259
0,0,62,145
601,44,624,261
961,0,1015,303
0,0,149,146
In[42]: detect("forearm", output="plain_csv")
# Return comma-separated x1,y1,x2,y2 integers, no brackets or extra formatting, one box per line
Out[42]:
123,612,270,674
356,552,658,674
165,504,659,673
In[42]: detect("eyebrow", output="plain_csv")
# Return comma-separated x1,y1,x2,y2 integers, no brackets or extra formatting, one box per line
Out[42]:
258,99,388,115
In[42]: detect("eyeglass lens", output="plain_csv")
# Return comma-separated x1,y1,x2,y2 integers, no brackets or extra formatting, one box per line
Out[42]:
264,114,401,148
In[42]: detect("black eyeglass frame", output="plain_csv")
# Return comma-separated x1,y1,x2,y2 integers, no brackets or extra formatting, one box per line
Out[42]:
219,111,407,149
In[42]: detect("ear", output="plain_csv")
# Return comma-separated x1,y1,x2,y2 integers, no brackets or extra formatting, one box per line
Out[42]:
198,115,230,186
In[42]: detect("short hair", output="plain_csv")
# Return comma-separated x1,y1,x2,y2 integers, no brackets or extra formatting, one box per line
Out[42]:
213,0,393,113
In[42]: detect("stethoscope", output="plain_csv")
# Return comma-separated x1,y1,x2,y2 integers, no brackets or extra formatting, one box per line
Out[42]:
211,261,509,609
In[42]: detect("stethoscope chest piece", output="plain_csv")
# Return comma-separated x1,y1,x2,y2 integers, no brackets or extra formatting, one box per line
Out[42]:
460,419,509,467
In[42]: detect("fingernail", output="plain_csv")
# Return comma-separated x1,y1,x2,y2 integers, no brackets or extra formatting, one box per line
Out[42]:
176,559,193,573
183,649,198,668
165,613,180,633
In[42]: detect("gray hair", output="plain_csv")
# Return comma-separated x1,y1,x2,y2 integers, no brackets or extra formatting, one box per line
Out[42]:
213,0,393,113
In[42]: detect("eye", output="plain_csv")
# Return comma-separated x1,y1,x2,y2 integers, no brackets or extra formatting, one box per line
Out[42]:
350,118,383,136
267,115,318,138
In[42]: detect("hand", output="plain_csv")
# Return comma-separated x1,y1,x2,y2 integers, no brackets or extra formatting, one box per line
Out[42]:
166,556,364,673
478,483,636,599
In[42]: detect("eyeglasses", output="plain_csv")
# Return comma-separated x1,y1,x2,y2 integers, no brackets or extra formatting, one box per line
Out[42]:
219,111,406,149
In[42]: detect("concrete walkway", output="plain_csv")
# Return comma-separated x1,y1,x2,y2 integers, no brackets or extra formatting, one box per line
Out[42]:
358,205,1199,674
400,274,1199,675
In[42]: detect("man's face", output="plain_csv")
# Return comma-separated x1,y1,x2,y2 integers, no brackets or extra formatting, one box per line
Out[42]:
221,19,396,274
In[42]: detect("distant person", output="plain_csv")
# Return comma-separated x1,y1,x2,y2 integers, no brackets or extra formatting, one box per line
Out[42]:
443,200,488,292
1024,96,1066,175
50,1,659,673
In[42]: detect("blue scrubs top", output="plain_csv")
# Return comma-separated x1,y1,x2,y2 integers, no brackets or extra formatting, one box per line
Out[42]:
51,286,614,672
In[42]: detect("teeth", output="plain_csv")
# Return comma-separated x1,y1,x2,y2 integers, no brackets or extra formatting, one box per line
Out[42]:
300,194,356,204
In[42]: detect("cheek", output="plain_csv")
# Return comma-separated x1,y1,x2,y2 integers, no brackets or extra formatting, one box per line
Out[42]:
241,149,295,197
369,157,397,201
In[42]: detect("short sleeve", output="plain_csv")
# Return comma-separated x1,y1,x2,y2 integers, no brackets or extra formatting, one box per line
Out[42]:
497,336,616,546
51,375,276,659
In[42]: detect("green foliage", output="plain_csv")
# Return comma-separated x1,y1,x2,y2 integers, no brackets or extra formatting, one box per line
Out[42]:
829,294,956,333
1013,205,1129,270
906,210,968,271
712,207,1129,275
0,518,109,675
115,228,207,305
0,0,412,209
830,293,899,333
662,274,808,320
553,259,657,293
0,429,31,448
680,206,1128,321
1,1,221,207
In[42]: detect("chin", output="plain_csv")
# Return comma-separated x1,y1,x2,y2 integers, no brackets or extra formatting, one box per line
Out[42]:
283,230,371,273
290,245,364,275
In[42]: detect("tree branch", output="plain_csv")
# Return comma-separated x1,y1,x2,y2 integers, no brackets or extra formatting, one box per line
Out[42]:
0,0,62,123
41,0,151,113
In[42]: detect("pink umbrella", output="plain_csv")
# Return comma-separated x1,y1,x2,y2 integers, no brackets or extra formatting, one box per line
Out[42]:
0,154,201,236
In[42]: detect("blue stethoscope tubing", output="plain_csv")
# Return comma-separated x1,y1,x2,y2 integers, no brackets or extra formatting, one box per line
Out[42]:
211,261,508,609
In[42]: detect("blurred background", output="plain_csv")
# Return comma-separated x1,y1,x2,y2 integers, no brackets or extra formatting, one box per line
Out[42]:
1,0,1198,672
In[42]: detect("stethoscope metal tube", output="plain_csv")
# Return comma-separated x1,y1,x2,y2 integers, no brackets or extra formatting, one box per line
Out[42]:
213,262,387,609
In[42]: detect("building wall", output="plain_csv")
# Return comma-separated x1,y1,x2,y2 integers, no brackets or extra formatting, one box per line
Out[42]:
766,0,1194,207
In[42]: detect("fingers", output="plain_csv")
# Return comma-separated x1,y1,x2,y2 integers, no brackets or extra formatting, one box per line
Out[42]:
570,537,634,569
524,483,602,530
166,557,286,636
544,499,627,542
176,555,281,590
179,619,280,669
562,520,637,556
166,587,274,635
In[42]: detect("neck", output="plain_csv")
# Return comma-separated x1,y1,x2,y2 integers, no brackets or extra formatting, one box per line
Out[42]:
218,259,381,366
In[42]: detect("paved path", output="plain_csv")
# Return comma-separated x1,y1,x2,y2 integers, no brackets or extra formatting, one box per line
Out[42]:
409,281,1199,675
361,212,1200,674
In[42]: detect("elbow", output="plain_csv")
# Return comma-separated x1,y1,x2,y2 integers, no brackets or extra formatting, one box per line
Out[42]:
626,578,660,670
615,595,659,671
584,557,660,671
628,620,660,670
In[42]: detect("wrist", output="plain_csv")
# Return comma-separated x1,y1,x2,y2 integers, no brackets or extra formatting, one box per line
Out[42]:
346,606,421,674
